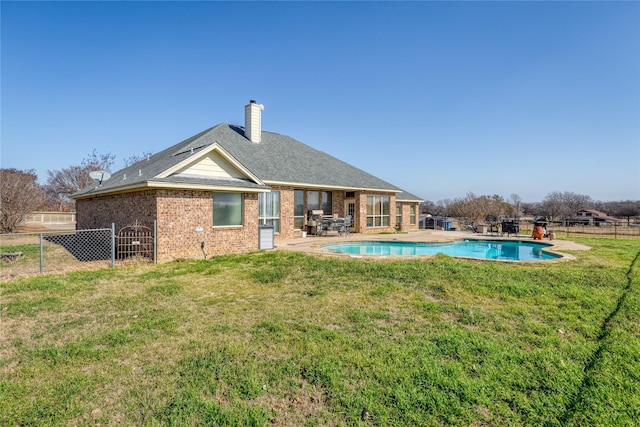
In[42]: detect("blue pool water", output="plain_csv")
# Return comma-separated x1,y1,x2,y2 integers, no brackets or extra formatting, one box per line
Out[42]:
322,239,561,261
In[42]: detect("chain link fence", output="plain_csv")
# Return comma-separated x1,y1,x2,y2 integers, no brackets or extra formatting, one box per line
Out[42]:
1,223,156,280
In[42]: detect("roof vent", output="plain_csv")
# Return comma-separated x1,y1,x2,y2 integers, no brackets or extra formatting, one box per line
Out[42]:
244,100,264,143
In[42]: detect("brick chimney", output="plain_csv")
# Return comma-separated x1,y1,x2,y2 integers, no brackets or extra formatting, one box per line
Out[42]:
244,100,264,143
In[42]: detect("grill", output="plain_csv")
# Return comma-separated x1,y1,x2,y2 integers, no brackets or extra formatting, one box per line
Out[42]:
501,221,519,236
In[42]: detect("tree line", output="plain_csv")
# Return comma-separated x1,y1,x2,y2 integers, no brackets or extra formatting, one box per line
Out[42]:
422,192,640,226
1,152,639,233
1,150,150,233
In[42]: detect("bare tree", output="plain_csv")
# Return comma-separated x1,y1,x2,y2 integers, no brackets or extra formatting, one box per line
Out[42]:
563,192,593,215
0,169,46,233
44,150,115,210
605,200,640,226
448,193,476,224
123,151,153,167
541,191,593,222
508,193,522,219
420,199,450,216
448,193,509,224
420,200,438,215
541,192,565,221
437,199,453,217
521,201,542,218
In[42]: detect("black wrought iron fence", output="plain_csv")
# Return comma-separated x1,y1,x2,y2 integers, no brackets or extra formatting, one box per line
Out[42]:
117,222,155,261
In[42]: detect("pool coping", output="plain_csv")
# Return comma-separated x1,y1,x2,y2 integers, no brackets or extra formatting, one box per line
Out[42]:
274,229,589,262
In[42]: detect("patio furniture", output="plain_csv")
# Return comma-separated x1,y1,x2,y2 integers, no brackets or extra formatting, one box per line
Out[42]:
322,218,343,236
306,211,352,237
501,220,519,237
340,215,352,236
307,210,326,236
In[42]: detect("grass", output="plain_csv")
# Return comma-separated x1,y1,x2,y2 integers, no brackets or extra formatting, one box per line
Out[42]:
1,243,41,266
1,237,638,426
1,239,112,279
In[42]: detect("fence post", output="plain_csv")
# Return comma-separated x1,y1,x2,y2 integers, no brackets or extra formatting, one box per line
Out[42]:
153,220,157,264
111,223,116,268
39,233,44,275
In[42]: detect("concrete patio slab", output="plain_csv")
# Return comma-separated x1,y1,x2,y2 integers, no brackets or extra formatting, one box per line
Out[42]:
274,229,590,259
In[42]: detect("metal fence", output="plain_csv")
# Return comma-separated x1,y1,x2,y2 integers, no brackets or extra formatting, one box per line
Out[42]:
1,223,156,280
419,216,640,239
518,222,640,238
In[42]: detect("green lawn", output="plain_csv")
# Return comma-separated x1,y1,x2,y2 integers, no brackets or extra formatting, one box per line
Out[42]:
1,237,638,426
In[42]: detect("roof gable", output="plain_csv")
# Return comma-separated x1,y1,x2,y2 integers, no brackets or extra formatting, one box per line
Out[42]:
177,152,243,179
156,142,263,184
73,126,269,198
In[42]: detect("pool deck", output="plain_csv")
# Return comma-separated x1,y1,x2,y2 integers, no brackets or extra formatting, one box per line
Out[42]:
274,229,590,260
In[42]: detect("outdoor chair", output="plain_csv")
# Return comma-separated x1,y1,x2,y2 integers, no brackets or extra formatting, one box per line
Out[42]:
340,215,352,236
316,222,327,237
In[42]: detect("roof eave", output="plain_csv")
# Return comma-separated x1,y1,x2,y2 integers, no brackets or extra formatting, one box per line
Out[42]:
147,181,270,193
73,180,270,200
262,180,401,193
72,182,149,199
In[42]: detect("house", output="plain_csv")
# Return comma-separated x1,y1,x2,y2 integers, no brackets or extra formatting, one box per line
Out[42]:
574,209,621,226
74,101,423,261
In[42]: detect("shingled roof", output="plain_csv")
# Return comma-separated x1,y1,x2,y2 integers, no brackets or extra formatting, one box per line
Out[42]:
74,123,418,199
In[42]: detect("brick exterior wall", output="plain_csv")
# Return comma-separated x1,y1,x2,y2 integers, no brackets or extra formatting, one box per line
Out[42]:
396,201,420,231
269,186,297,239
332,191,346,221
77,189,259,262
76,187,418,261
156,190,259,261
76,191,158,232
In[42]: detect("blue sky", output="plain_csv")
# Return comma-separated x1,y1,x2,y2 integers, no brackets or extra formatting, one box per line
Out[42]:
2,1,639,203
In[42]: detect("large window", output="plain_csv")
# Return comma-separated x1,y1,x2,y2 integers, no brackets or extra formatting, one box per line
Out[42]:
410,204,416,225
259,191,280,233
396,202,402,226
307,191,332,215
367,195,390,228
294,190,304,229
213,193,243,227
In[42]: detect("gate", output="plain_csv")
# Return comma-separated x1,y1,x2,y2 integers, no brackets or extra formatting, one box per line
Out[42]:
117,221,155,262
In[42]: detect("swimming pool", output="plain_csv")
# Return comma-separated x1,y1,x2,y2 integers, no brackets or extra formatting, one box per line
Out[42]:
321,239,562,261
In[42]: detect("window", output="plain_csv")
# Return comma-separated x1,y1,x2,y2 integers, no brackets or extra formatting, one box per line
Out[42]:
367,195,390,228
322,192,333,215
294,190,304,229
259,191,280,233
307,191,332,215
213,193,243,226
410,204,416,225
396,202,402,225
